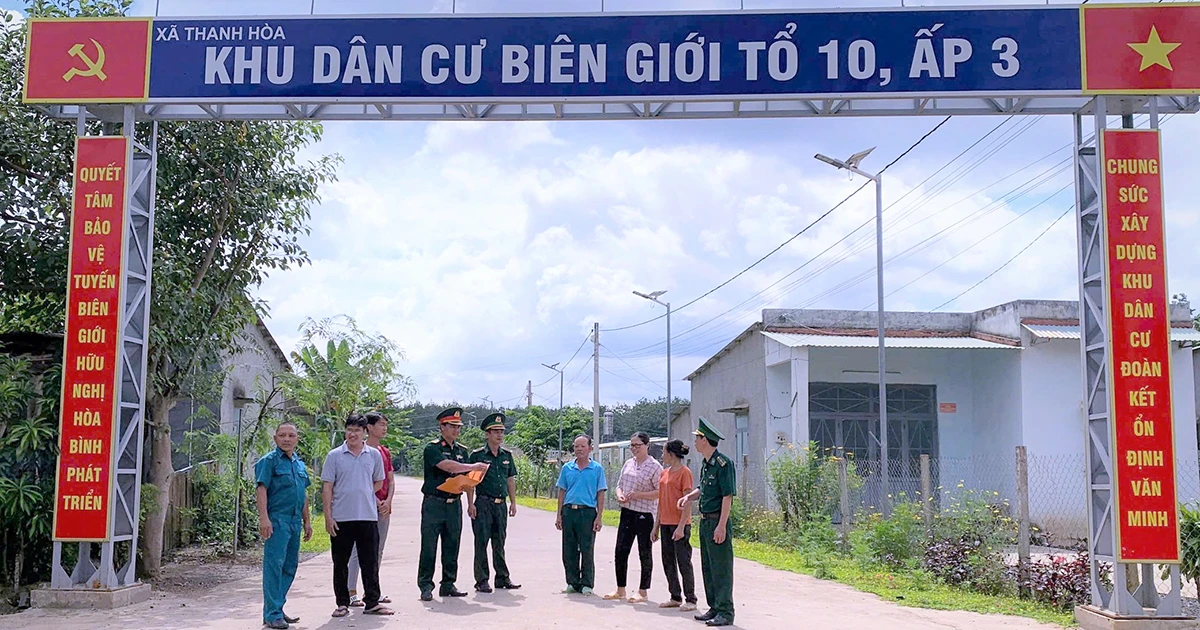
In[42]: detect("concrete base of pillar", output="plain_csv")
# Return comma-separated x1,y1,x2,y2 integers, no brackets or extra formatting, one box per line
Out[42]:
1076,605,1199,629
31,583,151,609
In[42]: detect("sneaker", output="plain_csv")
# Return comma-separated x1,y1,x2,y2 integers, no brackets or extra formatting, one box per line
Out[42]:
580,587,594,596
680,602,698,611
561,585,579,594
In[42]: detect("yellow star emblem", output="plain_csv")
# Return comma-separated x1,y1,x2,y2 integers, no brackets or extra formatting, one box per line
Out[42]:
1128,25,1181,72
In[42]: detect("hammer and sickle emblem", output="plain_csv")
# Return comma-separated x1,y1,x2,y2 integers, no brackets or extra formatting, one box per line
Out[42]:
62,39,107,82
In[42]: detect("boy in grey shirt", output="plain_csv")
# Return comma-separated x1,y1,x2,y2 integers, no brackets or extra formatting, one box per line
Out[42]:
322,414,393,617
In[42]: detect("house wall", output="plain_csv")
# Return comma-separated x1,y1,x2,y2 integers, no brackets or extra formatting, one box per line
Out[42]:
219,322,288,436
688,332,769,506
806,346,986,461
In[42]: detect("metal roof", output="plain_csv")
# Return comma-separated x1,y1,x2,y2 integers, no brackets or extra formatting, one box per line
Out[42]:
762,331,1020,350
1023,324,1200,342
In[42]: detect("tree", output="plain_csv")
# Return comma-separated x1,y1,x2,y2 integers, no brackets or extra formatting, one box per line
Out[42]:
508,405,591,498
1,0,342,575
282,315,416,458
605,396,690,438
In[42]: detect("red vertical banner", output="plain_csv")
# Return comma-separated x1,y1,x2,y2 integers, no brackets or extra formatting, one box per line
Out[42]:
1102,129,1180,563
52,137,129,542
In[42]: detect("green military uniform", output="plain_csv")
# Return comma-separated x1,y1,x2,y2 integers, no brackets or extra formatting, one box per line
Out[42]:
418,408,471,599
469,413,520,591
694,417,736,627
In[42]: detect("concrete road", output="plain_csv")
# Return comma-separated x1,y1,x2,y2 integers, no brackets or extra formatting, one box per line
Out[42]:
2,476,1060,629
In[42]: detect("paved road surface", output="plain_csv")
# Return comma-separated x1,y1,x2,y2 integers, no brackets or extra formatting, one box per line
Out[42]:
2,476,1060,629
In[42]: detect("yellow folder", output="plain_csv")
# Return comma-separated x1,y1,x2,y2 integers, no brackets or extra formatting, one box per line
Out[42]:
436,469,484,494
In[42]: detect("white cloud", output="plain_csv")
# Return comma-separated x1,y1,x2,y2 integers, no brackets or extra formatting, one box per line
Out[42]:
253,109,1200,408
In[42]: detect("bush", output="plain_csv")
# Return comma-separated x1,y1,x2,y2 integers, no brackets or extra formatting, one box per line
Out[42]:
924,536,1010,595
734,503,793,548
923,488,1016,594
1012,552,1099,611
851,499,924,569
768,443,862,526
179,431,260,553
1179,503,1200,589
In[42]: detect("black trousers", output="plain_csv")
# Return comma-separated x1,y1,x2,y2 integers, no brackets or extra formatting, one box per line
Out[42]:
418,495,463,593
472,495,511,586
330,520,380,608
614,507,654,590
660,523,697,604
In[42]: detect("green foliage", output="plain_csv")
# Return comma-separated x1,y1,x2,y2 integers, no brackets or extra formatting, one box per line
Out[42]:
179,431,260,553
851,499,925,569
922,488,1017,595
508,405,590,464
602,396,689,437
768,442,862,526
282,315,415,454
1178,502,1200,588
512,454,560,498
0,354,61,591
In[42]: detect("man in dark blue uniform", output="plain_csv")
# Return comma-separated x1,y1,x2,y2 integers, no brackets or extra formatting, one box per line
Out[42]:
255,422,313,630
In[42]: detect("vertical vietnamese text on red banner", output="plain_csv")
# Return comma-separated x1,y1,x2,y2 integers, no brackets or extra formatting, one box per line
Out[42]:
1101,129,1180,563
52,137,129,542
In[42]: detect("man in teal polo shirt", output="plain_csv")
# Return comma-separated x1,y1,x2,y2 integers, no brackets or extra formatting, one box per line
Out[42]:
255,422,313,630
555,434,607,595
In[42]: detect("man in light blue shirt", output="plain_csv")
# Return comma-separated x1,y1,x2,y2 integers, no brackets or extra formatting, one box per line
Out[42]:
555,434,607,595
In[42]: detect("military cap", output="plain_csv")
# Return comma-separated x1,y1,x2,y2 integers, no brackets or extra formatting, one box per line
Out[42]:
481,412,506,431
693,416,725,443
437,407,464,426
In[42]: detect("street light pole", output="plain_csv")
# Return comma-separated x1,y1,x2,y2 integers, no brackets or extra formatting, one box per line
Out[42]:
542,362,565,459
633,289,671,432
814,147,890,514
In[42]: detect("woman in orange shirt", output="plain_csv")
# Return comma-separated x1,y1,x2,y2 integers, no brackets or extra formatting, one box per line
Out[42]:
651,439,697,611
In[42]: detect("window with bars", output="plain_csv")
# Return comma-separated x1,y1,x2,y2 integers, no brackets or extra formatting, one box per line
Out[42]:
808,382,939,463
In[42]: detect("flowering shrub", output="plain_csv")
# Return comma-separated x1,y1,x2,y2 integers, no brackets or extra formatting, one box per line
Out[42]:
1010,552,1100,611
852,499,924,569
918,486,1016,594
768,442,862,526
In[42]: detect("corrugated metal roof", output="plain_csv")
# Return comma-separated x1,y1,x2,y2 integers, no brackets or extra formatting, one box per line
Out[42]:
1024,324,1200,342
761,331,1020,350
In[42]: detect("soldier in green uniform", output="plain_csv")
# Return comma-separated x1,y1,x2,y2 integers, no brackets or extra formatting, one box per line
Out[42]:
418,407,490,602
466,412,522,592
678,417,736,627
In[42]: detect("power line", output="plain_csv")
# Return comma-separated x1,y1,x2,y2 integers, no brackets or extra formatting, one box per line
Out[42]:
933,205,1075,311
601,116,953,333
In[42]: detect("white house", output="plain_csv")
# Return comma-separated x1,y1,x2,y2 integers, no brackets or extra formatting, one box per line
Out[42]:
676,299,1200,544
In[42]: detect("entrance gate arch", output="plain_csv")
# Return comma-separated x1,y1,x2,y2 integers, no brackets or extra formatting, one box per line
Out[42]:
21,3,1200,620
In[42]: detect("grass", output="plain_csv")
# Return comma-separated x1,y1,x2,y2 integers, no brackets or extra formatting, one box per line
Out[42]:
299,518,332,554
515,496,1076,627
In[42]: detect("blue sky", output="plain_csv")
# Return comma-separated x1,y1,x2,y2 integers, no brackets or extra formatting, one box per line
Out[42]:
7,0,1200,410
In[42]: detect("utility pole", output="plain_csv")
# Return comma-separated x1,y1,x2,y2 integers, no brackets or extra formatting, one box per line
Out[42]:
542,362,565,459
593,322,600,449
526,380,532,408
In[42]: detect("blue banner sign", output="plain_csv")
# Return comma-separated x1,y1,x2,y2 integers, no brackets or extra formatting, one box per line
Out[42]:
147,8,1082,101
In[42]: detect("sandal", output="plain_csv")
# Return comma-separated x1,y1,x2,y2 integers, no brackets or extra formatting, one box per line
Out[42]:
379,595,392,604
363,605,395,615
331,606,349,618
349,596,364,607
